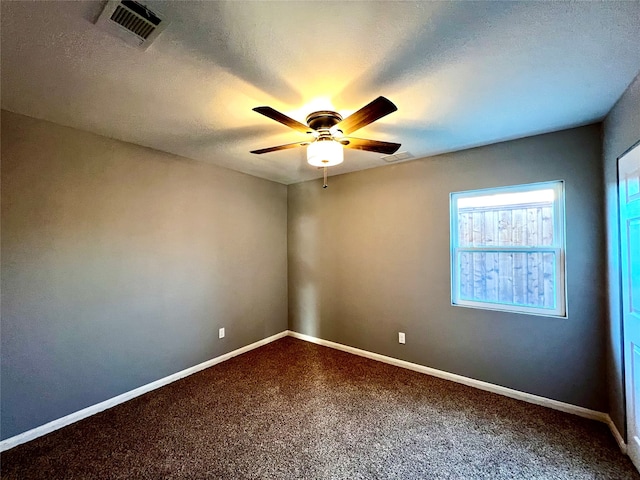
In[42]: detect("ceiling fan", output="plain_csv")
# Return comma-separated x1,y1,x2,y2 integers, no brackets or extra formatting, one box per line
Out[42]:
250,97,401,187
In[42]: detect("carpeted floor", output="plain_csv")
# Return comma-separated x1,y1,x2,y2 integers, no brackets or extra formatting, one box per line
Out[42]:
1,337,638,479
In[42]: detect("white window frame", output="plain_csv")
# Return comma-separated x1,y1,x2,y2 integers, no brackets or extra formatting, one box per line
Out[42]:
450,181,567,318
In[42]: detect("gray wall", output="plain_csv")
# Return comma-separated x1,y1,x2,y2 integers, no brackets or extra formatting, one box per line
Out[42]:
1,111,288,440
289,124,607,411
603,72,640,436
1,105,618,441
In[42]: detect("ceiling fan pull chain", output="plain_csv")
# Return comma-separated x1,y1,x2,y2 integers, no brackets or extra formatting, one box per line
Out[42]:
323,166,328,189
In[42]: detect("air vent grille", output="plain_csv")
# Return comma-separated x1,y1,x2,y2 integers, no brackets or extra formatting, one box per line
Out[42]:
95,0,168,49
111,5,154,39
111,1,160,39
381,151,414,163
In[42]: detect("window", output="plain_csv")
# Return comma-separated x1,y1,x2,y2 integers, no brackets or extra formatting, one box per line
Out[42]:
450,181,566,317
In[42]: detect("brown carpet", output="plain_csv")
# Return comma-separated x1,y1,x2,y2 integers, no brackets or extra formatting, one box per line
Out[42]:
1,337,638,479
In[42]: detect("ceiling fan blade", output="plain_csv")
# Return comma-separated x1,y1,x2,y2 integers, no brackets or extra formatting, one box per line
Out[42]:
253,107,313,134
342,137,401,155
334,97,398,135
250,141,309,154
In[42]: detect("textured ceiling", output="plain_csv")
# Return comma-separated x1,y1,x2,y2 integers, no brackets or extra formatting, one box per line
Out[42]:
2,1,640,185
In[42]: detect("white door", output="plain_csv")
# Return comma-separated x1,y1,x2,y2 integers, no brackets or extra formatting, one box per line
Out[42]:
621,141,640,469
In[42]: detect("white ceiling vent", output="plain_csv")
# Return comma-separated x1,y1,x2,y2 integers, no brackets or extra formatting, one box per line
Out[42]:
381,151,413,163
95,0,168,50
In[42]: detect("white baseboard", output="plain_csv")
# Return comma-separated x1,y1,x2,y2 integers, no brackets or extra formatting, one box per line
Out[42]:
0,330,288,452
3,329,628,455
288,330,628,452
606,415,628,454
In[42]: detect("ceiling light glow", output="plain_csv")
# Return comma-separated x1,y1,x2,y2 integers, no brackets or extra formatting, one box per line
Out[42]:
307,139,343,167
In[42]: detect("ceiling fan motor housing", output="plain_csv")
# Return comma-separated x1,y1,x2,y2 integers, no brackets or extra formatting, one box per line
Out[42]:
305,111,343,130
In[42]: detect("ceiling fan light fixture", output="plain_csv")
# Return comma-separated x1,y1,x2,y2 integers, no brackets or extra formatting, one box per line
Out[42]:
307,138,344,167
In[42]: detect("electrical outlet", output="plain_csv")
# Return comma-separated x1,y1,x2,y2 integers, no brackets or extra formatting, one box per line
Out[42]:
398,332,405,344
219,327,225,339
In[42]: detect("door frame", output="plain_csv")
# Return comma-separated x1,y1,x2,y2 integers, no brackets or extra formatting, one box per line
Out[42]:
619,138,640,467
